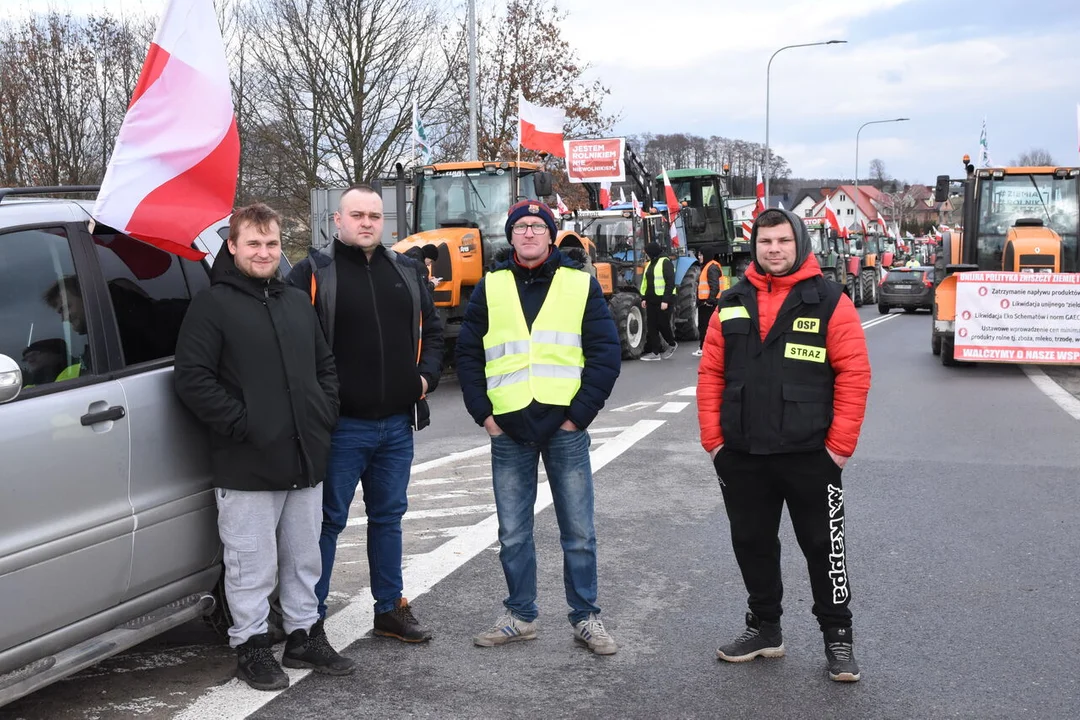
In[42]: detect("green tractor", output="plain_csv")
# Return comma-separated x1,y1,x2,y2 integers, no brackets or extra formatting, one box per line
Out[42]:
655,168,749,342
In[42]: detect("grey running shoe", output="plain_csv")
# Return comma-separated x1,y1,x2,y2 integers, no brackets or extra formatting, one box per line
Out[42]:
573,614,618,655
640,353,662,362
662,342,678,359
473,613,537,647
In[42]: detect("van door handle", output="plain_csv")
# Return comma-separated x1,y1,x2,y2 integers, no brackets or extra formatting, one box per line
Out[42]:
81,405,126,426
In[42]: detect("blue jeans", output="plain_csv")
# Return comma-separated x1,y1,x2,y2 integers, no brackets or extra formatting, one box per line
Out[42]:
316,414,414,617
490,428,600,625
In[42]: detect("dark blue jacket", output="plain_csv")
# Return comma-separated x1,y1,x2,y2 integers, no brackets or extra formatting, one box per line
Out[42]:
456,247,621,445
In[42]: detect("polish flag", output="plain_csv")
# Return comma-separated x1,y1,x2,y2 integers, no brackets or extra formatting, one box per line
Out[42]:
93,0,238,261
823,197,841,233
839,225,850,240
619,187,627,205
876,210,889,232
518,95,565,157
556,193,569,215
631,191,644,218
753,166,765,219
599,181,611,209
860,218,870,237
662,168,681,248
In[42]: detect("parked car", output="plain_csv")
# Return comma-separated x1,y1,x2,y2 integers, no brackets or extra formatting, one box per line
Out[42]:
878,266,935,314
0,188,288,707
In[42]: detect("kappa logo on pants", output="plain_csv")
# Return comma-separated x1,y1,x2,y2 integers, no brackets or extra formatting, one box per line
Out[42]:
826,484,849,603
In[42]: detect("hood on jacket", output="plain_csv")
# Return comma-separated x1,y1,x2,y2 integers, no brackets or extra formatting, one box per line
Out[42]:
750,208,813,278
744,249,822,291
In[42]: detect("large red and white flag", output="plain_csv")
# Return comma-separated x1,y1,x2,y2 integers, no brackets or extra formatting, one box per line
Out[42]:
599,181,611,209
661,168,681,248
860,218,870,237
823,197,841,233
518,95,565,157
753,166,765,219
93,0,238,260
631,191,644,218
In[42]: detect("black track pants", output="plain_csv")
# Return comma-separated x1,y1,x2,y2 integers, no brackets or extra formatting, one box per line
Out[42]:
697,303,714,349
713,448,852,631
645,301,675,355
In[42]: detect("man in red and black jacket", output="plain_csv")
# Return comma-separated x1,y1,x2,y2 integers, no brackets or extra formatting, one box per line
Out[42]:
697,208,871,683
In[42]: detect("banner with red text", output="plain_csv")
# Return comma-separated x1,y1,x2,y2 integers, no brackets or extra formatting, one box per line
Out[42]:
953,272,1080,364
564,138,625,184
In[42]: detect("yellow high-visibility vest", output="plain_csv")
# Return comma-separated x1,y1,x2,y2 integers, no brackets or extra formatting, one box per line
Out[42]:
640,257,670,296
483,267,590,414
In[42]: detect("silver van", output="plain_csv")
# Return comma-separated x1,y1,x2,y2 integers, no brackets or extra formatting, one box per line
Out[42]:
0,188,272,706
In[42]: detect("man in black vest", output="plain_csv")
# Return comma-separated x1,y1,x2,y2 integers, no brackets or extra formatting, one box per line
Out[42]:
288,185,443,643
697,208,871,682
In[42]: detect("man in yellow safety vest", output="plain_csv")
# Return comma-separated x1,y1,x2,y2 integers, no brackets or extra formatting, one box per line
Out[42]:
455,200,622,655
639,241,677,361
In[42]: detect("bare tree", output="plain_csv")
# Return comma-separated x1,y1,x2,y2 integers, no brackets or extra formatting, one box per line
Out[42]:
439,0,615,162
868,158,889,189
1011,148,1055,166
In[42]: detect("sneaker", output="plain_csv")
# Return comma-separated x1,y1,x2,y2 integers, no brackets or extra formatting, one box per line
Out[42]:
662,342,678,359
236,633,289,691
691,349,703,357
640,353,662,362
824,627,861,682
572,614,618,655
282,618,355,675
716,612,784,663
373,598,432,643
473,612,538,647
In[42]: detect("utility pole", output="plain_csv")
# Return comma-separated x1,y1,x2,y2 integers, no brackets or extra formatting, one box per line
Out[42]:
467,0,478,161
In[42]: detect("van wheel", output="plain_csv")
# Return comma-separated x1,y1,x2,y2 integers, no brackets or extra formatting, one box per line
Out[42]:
941,336,958,366
878,303,889,315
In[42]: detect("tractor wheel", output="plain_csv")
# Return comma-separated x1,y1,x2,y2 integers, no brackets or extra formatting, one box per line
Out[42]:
850,275,864,307
861,269,877,305
822,269,837,285
734,257,752,279
675,264,700,342
931,331,942,356
609,292,646,360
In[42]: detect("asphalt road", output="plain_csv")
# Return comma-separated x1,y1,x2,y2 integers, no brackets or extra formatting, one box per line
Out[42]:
4,306,1079,720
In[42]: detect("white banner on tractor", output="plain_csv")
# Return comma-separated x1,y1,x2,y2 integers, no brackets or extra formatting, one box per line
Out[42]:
953,272,1080,364
564,138,625,184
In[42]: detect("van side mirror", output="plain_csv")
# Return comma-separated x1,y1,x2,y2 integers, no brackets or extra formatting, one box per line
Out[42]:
934,175,950,203
0,354,23,404
533,171,553,198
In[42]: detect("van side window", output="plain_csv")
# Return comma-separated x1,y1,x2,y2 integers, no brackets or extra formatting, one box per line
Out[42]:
0,228,92,388
91,229,192,366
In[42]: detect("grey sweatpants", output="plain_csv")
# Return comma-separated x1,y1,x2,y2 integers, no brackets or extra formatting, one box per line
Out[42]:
216,486,322,647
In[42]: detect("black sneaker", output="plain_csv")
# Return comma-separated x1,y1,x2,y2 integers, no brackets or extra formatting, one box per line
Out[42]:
236,633,289,691
716,612,784,663
282,618,356,675
373,598,432,643
824,627,861,682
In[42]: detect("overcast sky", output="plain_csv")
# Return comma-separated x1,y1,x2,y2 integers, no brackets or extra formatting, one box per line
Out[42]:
12,0,1080,185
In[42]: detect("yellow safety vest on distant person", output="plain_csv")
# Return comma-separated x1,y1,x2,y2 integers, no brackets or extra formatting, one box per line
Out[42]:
640,257,670,297
483,267,590,414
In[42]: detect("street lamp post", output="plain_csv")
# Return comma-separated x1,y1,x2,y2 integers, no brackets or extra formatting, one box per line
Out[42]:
854,117,910,212
764,40,846,207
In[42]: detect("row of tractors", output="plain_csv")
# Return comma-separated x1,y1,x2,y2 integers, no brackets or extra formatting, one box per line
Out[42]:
382,151,900,362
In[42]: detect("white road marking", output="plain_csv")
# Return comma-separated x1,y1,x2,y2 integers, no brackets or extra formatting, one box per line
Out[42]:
612,400,661,412
861,314,899,330
1022,366,1080,422
666,386,697,397
345,504,498,527
410,444,490,473
657,401,689,414
175,419,666,720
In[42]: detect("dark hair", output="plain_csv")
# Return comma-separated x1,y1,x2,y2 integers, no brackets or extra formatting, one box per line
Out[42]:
339,184,379,208
755,209,790,228
42,275,80,309
229,203,282,245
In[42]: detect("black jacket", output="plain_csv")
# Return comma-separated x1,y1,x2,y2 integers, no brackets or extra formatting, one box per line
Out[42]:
642,256,676,303
287,242,443,428
174,250,339,491
456,247,621,445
